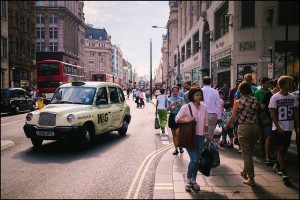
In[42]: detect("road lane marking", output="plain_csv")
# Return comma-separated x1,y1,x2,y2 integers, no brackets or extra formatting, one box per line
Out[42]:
126,143,173,199
1,119,24,126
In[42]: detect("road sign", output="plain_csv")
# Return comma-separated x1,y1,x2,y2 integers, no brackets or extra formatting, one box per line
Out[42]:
268,63,273,78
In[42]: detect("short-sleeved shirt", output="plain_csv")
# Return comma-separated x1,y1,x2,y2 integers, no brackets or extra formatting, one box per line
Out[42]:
175,102,208,136
235,85,258,98
269,92,297,131
156,94,168,109
221,108,234,128
167,96,185,114
254,88,271,103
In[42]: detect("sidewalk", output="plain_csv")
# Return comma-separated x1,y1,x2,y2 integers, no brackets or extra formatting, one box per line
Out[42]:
150,98,299,199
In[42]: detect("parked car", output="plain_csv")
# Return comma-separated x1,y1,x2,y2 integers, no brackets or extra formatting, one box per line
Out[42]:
1,88,35,115
23,81,131,149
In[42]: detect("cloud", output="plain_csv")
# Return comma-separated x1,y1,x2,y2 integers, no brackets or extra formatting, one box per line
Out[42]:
83,1,169,77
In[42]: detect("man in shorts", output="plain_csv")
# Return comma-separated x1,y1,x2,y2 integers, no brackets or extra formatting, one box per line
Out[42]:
269,76,299,181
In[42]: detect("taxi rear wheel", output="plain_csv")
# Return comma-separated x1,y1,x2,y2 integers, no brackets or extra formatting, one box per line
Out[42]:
31,137,43,147
118,120,128,136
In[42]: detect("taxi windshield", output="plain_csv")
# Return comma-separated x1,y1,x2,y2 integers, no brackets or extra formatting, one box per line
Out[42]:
51,87,96,105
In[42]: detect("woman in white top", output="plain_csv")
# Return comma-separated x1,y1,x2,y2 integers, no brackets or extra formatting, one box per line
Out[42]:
156,88,168,134
175,86,209,191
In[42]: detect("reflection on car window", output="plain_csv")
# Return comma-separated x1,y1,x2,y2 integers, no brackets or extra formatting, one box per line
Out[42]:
108,87,120,104
51,87,96,105
96,87,108,104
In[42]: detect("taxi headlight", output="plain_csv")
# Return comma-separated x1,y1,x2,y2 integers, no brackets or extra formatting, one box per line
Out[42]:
67,114,75,123
26,113,33,121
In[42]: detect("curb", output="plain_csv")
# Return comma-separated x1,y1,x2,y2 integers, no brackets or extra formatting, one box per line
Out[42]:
1,140,15,151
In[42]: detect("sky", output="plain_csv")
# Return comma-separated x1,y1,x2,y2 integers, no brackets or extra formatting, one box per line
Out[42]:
83,1,170,78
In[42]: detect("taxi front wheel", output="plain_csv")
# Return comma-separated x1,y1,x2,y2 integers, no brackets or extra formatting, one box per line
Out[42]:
78,125,92,149
31,137,43,147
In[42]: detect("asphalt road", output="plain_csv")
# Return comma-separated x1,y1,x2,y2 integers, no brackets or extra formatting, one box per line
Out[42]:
1,97,168,199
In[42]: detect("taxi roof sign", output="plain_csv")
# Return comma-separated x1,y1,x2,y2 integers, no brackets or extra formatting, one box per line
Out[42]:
71,81,85,86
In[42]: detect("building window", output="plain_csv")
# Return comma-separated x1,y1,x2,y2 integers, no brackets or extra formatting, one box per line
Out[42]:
36,42,45,52
36,27,45,39
192,31,200,54
36,13,44,24
49,27,57,39
181,46,185,61
49,42,57,51
214,1,229,40
1,37,8,58
278,1,299,25
35,1,44,7
49,1,57,7
1,1,7,18
186,40,191,58
241,1,255,27
90,51,95,56
49,13,57,24
88,35,92,39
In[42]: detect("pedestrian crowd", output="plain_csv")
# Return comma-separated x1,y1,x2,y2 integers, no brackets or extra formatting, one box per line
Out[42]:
152,74,299,191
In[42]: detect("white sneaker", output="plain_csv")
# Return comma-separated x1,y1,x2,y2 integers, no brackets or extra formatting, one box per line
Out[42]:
191,179,200,191
185,179,192,191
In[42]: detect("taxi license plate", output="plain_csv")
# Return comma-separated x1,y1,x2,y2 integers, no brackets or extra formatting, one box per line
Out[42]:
36,131,54,136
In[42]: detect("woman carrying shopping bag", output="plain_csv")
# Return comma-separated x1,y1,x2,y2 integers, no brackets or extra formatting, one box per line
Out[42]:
175,86,209,191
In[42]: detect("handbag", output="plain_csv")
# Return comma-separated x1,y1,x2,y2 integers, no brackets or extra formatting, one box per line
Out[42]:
154,100,160,129
198,142,214,176
177,104,197,149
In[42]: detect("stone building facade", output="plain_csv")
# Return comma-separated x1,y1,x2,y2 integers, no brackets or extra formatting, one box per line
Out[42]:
35,1,86,69
1,1,9,88
7,1,36,89
84,26,112,81
164,1,299,88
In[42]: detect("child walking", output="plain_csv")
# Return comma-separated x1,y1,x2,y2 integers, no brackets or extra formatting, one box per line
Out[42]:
220,101,234,148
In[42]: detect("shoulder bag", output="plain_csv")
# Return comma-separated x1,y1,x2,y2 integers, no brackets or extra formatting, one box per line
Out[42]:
177,104,197,149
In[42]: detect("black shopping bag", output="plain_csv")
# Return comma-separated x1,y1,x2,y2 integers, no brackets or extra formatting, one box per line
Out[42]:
199,142,214,176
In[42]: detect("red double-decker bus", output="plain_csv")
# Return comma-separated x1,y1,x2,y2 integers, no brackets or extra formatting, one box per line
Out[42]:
91,73,113,83
113,76,122,86
36,60,85,98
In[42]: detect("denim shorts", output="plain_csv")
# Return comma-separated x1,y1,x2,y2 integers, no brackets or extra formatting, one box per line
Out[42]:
221,127,234,138
263,125,272,136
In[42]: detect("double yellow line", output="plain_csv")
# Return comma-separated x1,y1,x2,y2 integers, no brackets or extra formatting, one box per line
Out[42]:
125,143,173,199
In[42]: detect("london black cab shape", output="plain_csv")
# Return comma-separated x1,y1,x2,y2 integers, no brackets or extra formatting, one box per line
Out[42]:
23,81,131,149
1,88,35,115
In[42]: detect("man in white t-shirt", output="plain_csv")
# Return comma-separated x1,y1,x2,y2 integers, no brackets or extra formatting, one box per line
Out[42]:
269,76,299,182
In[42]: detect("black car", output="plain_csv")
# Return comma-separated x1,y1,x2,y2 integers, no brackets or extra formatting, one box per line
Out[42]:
1,88,35,115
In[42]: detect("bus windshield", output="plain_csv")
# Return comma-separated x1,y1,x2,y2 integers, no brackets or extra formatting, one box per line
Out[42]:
38,63,60,75
93,74,105,81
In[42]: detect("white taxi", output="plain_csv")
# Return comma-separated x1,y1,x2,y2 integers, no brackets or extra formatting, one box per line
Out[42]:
23,81,131,148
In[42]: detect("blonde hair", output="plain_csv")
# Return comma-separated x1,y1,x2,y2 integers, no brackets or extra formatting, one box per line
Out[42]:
278,76,293,88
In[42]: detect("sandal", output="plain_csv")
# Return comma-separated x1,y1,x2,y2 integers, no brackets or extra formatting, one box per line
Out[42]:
240,171,248,179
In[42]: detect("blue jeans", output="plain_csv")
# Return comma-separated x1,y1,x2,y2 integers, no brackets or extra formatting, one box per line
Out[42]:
186,135,205,180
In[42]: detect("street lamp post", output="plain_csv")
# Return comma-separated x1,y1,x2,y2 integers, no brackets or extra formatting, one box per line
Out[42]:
152,25,169,90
